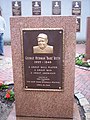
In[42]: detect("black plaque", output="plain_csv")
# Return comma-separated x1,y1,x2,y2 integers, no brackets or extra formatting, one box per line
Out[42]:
32,1,41,15
12,1,21,16
76,18,80,32
52,1,61,15
22,29,64,90
72,1,81,16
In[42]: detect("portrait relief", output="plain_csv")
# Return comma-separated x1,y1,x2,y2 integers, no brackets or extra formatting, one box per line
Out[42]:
33,33,53,54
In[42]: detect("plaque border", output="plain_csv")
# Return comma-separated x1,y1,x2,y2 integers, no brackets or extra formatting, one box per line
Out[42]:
21,28,65,91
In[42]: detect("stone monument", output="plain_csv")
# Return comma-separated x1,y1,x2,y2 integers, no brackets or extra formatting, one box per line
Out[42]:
86,17,90,60
10,16,76,120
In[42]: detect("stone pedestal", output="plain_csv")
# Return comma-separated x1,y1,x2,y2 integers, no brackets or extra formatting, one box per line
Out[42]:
86,17,90,60
10,16,76,119
7,103,81,120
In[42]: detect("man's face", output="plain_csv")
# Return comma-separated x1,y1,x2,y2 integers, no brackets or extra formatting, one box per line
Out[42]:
38,38,47,50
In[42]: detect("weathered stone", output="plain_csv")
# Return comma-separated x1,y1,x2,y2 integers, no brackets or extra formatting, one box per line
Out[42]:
85,113,90,118
83,105,90,113
79,98,89,106
75,92,84,99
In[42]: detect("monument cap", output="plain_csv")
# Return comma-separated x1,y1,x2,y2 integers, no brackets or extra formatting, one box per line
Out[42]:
37,33,48,40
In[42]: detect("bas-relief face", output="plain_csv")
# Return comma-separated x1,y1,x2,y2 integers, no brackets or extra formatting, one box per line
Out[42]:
37,37,48,50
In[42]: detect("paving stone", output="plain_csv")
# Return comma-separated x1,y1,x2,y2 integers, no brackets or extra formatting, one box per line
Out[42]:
83,105,90,113
79,98,89,106
4,81,14,85
86,119,90,120
75,65,90,71
74,90,79,94
0,57,13,85
75,92,84,99
85,113,90,118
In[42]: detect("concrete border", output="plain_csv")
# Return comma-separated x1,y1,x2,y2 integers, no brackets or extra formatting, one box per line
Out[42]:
74,92,90,120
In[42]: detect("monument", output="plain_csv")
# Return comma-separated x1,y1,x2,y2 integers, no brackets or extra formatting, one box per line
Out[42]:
86,17,90,60
10,16,76,119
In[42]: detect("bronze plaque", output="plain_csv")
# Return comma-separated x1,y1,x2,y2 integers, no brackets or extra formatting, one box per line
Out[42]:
52,1,61,15
32,1,41,15
72,1,81,16
12,1,21,16
22,28,64,90
76,18,80,32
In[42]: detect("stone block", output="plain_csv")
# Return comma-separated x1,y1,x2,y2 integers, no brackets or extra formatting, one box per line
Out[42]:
10,16,76,119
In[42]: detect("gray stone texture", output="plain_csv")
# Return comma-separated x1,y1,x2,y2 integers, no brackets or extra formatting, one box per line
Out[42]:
85,113,90,118
83,105,90,113
79,98,89,106
75,92,84,99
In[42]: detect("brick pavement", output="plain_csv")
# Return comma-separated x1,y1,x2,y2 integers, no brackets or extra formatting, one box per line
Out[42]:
0,46,13,84
75,68,90,103
75,43,90,103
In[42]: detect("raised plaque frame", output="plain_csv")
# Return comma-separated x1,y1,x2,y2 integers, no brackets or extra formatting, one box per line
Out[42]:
21,28,64,91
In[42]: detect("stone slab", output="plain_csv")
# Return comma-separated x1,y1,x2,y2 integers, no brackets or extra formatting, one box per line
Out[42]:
86,17,90,60
79,98,89,106
7,103,81,120
10,16,76,118
85,113,90,119
75,92,84,99
83,105,90,113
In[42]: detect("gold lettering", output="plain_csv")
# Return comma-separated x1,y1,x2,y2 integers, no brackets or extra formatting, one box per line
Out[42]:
35,57,45,60
25,56,34,60
46,56,53,60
